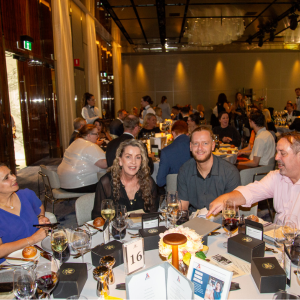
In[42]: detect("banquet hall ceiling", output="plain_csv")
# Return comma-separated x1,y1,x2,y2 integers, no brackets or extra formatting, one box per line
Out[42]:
100,0,300,52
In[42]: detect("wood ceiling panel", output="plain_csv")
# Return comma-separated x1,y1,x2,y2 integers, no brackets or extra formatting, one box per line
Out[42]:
136,6,157,18
134,0,156,5
140,19,160,37
165,5,186,17
166,18,183,37
122,19,145,39
109,0,131,6
113,7,136,19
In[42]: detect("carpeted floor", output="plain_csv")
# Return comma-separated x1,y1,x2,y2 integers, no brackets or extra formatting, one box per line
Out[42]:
16,156,274,229
17,157,78,229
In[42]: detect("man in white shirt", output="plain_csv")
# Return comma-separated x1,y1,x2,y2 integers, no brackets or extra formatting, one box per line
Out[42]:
237,110,275,168
140,95,155,124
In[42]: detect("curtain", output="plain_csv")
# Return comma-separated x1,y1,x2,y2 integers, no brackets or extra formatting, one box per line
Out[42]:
52,0,75,151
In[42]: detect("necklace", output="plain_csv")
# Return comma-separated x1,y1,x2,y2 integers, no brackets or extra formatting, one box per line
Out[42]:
0,195,14,209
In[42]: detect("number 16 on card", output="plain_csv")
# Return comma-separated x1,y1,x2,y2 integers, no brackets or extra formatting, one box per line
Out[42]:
123,238,145,275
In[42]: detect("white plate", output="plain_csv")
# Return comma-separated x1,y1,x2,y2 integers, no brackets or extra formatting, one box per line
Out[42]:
6,249,40,265
85,220,104,234
212,152,227,158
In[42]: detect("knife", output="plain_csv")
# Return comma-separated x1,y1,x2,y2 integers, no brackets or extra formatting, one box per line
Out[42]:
5,257,35,262
85,223,104,232
208,232,221,236
33,223,60,228
33,245,52,261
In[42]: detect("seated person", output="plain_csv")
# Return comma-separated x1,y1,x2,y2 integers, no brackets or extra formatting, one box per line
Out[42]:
289,117,300,131
187,113,201,135
283,101,300,122
213,111,241,147
109,109,128,137
94,118,113,142
92,139,157,218
57,124,107,193
171,106,183,120
106,115,154,174
237,110,275,168
155,107,163,123
178,127,240,213
181,107,190,123
0,163,49,263
138,113,161,139
156,121,191,187
207,132,300,228
69,117,86,145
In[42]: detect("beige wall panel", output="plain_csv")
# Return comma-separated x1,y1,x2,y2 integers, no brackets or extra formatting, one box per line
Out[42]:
189,54,211,91
191,90,210,110
173,55,192,92
174,91,192,106
279,88,295,104
280,52,300,90
81,13,87,44
154,56,176,92
124,91,155,111
266,89,284,110
260,53,281,89
155,92,174,107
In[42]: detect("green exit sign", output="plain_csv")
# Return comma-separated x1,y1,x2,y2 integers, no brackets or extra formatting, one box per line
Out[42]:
24,41,32,51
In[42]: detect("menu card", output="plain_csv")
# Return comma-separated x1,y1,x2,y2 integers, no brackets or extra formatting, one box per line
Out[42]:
125,262,194,299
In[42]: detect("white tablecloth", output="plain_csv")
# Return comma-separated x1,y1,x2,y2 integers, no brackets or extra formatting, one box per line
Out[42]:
61,228,300,299
275,126,292,134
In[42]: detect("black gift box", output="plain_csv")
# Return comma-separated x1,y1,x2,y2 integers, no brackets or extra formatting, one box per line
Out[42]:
138,226,167,251
53,263,87,299
228,233,265,263
91,240,123,267
251,257,286,293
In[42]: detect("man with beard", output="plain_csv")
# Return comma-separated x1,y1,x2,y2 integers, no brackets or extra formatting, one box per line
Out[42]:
178,127,240,212
207,132,300,228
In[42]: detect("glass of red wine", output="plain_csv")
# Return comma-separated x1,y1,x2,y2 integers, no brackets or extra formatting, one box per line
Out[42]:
35,258,59,299
222,199,239,248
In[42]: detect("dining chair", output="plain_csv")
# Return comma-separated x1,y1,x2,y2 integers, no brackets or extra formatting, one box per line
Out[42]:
166,174,178,193
39,165,89,213
45,212,58,223
75,193,95,226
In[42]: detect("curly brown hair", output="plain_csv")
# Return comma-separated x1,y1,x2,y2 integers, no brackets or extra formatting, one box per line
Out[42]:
108,139,152,210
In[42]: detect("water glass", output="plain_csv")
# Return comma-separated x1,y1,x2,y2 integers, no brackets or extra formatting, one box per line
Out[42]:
13,267,36,300
273,291,299,299
159,194,168,228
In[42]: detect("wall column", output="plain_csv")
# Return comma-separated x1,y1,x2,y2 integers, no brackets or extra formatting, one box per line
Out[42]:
112,21,123,116
52,0,75,150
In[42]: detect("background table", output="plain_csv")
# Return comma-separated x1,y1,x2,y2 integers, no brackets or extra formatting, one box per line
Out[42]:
275,125,292,134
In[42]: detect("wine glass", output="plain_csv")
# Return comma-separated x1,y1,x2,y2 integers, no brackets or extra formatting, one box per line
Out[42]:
101,199,115,242
50,226,68,267
13,267,36,300
282,219,297,247
273,218,286,266
273,291,299,299
102,109,106,119
159,195,168,228
112,207,128,244
35,257,59,299
71,229,93,270
222,199,239,248
167,191,183,228
284,214,299,236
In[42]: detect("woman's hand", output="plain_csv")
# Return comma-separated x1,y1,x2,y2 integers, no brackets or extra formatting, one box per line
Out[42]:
38,216,50,224
222,136,232,143
96,139,104,146
31,228,48,244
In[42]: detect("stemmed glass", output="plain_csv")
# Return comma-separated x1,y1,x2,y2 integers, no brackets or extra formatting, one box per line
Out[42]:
71,229,93,270
222,199,239,248
50,226,68,267
35,258,59,299
112,206,128,243
282,219,297,247
13,267,37,300
159,194,168,228
167,191,183,228
101,199,115,242
273,218,286,266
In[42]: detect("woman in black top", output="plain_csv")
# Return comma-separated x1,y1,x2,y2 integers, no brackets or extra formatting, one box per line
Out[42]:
138,113,161,139
213,111,241,147
92,139,157,219
217,93,233,115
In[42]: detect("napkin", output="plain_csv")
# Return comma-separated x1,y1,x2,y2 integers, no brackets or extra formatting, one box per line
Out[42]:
264,227,285,241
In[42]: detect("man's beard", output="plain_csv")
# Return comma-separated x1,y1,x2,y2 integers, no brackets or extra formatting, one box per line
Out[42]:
193,151,212,163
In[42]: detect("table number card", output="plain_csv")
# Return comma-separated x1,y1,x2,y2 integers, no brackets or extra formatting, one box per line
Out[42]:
245,219,263,240
123,238,145,275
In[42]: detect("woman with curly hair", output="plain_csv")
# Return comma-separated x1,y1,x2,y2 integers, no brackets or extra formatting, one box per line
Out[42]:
92,139,157,219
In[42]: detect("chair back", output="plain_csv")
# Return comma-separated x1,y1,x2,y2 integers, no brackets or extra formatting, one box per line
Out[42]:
40,165,61,189
166,174,178,192
240,165,274,186
75,193,95,226
45,212,58,223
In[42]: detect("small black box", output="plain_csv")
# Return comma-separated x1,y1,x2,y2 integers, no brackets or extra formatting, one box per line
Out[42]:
91,240,123,267
138,226,167,251
251,257,286,293
228,233,265,263
53,263,87,299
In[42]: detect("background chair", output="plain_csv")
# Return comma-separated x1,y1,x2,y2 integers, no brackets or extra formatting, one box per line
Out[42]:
45,212,57,223
166,174,178,193
39,165,89,213
75,193,95,226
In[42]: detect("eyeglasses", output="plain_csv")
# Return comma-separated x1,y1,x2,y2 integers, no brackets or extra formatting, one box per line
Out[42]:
90,133,98,136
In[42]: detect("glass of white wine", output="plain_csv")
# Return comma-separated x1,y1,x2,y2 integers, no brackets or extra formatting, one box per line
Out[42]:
101,199,115,242
51,226,68,267
167,191,182,228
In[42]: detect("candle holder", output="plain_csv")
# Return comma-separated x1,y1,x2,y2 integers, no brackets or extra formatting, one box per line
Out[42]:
93,266,109,297
100,255,116,285
163,233,187,270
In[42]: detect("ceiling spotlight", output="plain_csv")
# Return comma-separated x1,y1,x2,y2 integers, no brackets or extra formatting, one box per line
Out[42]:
269,30,275,42
289,14,299,30
258,35,264,47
